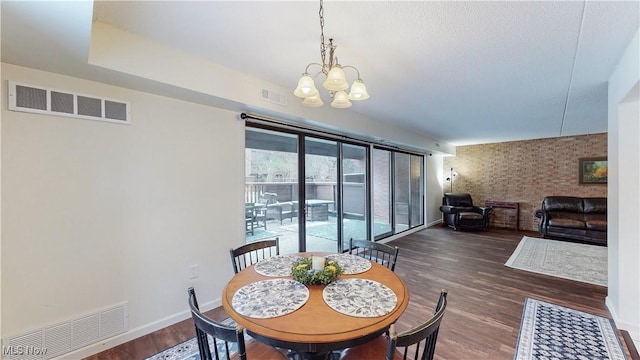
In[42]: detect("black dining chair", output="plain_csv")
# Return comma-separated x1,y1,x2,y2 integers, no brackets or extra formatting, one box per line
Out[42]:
187,287,287,360
340,290,448,360
347,238,400,272
229,238,280,274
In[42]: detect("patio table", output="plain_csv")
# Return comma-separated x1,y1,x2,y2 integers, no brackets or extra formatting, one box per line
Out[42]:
221,252,409,360
292,200,335,221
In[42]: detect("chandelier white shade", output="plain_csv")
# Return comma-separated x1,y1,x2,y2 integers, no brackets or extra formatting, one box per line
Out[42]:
293,0,369,109
330,90,351,108
293,74,319,98
348,79,370,100
322,66,348,91
302,93,324,107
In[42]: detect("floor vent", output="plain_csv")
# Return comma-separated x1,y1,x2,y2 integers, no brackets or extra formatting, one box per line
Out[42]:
8,81,131,125
261,89,288,106
2,302,128,359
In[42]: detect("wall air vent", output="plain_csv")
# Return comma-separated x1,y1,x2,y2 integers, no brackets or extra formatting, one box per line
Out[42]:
261,89,288,106
8,81,131,125
2,302,128,359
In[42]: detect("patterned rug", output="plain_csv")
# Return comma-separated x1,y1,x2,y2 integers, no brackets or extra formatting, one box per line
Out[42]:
146,318,244,360
505,236,607,286
514,298,626,360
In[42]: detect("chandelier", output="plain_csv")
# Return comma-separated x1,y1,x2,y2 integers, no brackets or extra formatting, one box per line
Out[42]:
293,0,369,108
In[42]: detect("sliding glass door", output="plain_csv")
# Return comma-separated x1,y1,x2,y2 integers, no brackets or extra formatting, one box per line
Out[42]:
245,128,299,254
372,148,392,239
341,143,369,247
394,153,411,232
302,139,369,252
304,137,339,252
245,123,423,252
410,154,424,227
373,147,424,237
394,152,425,232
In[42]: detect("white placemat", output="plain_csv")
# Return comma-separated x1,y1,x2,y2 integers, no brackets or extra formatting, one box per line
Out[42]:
254,255,302,277
232,279,309,318
323,278,397,317
326,253,372,274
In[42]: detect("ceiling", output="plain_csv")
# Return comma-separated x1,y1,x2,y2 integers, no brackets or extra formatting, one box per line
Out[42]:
2,1,639,146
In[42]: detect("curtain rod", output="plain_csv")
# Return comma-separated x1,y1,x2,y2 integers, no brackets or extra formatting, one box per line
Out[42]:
241,112,355,141
240,112,411,152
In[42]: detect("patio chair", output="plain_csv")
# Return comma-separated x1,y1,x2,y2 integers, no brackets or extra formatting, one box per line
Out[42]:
258,192,278,205
340,290,448,360
256,192,277,221
271,201,296,224
258,192,296,224
347,238,399,272
229,238,280,274
187,287,286,360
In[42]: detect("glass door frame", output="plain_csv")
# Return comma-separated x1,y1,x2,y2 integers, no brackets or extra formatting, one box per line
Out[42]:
246,121,372,253
299,135,371,252
245,120,426,248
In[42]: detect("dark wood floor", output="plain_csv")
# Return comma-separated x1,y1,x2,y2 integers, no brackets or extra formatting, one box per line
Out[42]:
86,225,638,360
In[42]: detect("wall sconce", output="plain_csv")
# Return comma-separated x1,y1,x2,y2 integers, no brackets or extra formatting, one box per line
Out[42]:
445,167,456,192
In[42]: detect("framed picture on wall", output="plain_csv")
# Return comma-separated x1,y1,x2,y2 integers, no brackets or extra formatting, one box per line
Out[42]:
579,157,607,184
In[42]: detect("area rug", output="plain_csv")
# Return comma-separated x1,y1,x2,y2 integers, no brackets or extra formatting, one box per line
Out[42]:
514,298,626,360
505,236,607,286
146,318,244,360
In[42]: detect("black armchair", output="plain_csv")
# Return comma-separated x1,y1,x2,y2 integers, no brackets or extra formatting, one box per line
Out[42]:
440,193,492,231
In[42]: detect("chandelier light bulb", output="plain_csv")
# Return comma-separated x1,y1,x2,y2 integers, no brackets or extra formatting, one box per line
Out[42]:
302,93,324,107
323,66,349,91
294,74,319,98
331,90,352,108
348,79,370,100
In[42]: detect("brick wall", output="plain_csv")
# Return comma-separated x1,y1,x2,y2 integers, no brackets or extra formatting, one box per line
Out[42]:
443,133,607,231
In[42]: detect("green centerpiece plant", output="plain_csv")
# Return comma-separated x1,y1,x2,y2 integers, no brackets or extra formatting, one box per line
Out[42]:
291,257,343,285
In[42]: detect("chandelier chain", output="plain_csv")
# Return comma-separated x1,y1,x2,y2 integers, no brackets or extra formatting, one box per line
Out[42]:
319,0,327,74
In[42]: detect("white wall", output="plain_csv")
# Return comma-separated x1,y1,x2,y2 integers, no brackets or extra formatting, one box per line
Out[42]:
426,154,445,226
606,27,640,344
1,63,250,355
0,66,3,342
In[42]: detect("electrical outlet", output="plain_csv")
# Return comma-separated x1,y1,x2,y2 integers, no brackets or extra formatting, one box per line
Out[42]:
188,264,199,279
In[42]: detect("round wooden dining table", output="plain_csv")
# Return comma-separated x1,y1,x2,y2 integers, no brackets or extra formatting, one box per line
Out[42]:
222,252,409,360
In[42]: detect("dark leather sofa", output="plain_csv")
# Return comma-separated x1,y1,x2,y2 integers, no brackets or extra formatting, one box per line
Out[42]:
440,193,492,231
534,196,607,245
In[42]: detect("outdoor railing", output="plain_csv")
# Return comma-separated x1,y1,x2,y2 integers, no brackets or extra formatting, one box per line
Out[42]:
245,181,367,217
245,181,300,203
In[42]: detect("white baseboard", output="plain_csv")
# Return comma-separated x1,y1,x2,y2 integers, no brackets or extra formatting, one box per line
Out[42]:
427,219,443,228
606,296,640,343
53,297,222,360
377,225,427,245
